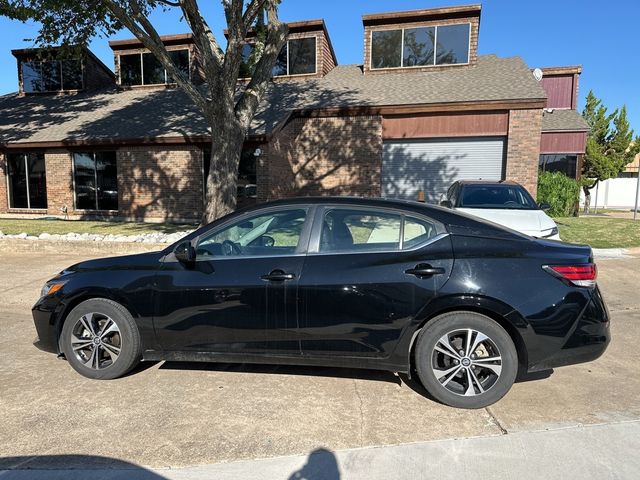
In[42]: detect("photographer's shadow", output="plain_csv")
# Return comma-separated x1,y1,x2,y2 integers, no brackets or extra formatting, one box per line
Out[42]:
288,448,340,480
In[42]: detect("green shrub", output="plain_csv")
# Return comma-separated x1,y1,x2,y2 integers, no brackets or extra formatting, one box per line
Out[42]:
537,170,580,217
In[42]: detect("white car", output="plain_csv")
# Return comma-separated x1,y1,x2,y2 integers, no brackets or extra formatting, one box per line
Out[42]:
440,180,561,240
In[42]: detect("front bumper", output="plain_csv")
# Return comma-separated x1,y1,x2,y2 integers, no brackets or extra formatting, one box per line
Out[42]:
32,296,63,354
529,287,610,371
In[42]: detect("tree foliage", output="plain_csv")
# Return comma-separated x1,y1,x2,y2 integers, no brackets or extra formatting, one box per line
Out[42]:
0,0,288,222
582,90,640,187
537,170,580,217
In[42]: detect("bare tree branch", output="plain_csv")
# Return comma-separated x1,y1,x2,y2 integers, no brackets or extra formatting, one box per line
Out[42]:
242,0,266,30
103,0,212,118
178,0,224,88
234,1,287,129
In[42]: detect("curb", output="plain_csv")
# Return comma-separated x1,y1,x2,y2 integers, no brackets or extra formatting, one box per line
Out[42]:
0,238,166,255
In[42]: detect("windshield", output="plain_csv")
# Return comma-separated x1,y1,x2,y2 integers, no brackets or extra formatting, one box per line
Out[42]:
458,184,538,210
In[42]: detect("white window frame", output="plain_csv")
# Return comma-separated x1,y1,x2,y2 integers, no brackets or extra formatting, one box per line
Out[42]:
369,22,471,70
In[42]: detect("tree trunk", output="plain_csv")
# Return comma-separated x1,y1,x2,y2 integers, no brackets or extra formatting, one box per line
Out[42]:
582,184,594,214
202,122,245,224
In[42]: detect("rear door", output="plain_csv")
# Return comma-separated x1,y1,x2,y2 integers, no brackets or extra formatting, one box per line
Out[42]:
297,205,454,358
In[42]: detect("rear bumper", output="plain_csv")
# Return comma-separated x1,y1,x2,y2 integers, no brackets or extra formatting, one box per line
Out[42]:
528,287,610,371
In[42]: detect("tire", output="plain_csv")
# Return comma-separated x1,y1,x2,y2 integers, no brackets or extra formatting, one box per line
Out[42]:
414,311,518,409
60,298,142,380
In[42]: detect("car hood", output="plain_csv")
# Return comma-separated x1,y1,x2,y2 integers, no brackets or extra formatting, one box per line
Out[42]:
455,208,556,235
64,251,164,274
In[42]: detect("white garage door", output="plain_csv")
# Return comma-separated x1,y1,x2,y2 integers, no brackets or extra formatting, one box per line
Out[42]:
382,137,506,203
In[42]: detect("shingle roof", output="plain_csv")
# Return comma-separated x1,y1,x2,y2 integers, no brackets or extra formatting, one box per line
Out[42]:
0,55,546,145
541,108,589,132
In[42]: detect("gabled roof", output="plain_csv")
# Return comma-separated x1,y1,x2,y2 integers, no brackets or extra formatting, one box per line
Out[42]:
0,55,547,147
541,109,589,132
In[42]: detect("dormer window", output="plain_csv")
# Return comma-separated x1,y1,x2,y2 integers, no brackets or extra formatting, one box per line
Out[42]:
371,23,470,70
240,36,317,78
21,59,83,93
118,49,190,86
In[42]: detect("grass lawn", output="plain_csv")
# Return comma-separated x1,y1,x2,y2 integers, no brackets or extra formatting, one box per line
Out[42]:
556,217,640,248
0,218,196,236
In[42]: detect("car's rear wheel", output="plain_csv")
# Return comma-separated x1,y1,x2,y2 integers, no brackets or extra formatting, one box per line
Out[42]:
414,311,518,409
60,298,142,380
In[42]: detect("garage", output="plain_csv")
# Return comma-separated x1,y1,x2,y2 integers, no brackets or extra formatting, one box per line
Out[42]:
381,137,506,203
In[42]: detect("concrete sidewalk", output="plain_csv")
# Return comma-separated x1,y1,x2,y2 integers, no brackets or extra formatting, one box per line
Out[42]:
2,421,638,479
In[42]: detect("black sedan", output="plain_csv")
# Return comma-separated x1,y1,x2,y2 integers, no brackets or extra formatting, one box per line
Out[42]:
32,197,610,408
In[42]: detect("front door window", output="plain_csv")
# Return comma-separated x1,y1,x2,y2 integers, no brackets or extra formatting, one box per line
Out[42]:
6,152,47,209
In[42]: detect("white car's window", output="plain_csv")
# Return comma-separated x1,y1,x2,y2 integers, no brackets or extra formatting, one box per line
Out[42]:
459,185,537,210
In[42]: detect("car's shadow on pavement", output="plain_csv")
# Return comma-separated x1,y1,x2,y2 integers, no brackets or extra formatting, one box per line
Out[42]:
158,360,403,386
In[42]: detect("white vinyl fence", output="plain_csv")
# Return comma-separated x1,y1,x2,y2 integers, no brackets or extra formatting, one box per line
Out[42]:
579,177,640,209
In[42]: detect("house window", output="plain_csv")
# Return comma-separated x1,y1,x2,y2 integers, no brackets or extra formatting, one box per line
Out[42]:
370,23,470,69
73,152,118,211
6,152,47,209
539,154,578,178
21,59,83,93
119,49,190,86
240,37,317,78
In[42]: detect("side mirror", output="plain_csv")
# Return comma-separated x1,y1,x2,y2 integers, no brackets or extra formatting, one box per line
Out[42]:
174,240,196,265
539,202,551,211
440,200,453,208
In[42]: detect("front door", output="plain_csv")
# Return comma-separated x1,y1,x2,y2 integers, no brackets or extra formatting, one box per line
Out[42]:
298,206,453,358
154,206,312,354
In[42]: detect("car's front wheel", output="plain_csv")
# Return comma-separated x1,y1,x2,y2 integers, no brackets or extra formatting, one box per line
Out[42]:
60,298,142,380
414,311,518,409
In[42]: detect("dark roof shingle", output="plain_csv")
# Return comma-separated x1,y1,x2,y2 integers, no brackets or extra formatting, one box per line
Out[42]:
541,108,589,132
0,55,547,145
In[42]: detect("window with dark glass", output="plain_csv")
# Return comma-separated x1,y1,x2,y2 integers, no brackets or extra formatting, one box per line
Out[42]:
403,27,435,67
320,209,402,253
119,53,142,86
119,49,190,86
142,52,165,85
371,30,403,69
73,152,118,210
370,23,470,69
21,59,83,92
288,37,316,75
270,37,317,77
435,24,470,65
539,154,578,179
6,153,47,209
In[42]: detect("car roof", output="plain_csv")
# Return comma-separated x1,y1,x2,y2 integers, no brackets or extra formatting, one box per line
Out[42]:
456,180,522,187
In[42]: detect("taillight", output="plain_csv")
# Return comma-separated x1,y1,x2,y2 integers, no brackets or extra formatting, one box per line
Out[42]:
544,264,597,288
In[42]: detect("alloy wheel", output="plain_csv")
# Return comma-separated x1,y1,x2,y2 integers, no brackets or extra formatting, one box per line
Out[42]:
431,328,503,396
70,312,122,370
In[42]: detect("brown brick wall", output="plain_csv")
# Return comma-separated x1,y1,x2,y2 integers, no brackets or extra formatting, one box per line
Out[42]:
84,55,115,91
363,16,479,74
259,115,383,201
44,151,75,215
117,145,203,221
505,109,543,197
0,153,7,212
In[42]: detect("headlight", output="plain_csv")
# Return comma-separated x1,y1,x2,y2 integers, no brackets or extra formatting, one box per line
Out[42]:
542,227,559,238
40,281,66,298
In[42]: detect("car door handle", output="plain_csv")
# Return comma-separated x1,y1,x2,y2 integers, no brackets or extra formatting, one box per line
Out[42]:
405,264,446,277
261,270,295,282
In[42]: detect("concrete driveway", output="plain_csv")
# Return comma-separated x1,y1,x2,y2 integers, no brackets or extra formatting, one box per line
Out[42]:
0,246,639,472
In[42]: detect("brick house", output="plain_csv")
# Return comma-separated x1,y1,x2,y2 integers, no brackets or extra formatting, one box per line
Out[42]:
0,4,588,222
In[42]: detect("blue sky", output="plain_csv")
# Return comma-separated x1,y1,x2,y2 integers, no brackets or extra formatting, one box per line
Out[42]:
0,0,638,132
